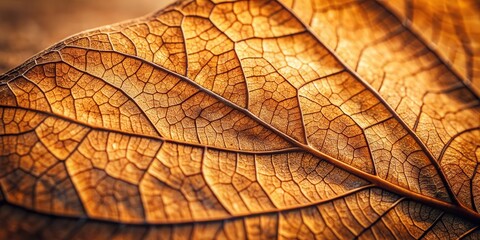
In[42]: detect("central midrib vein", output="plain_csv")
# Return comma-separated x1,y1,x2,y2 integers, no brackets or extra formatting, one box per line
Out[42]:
273,0,462,207
54,43,480,223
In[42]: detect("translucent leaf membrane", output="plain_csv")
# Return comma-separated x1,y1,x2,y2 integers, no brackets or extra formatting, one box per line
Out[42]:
0,0,479,239
379,0,480,94
283,0,480,213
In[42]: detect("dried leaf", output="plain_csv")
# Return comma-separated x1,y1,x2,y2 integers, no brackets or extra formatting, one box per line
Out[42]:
379,0,480,94
0,0,479,239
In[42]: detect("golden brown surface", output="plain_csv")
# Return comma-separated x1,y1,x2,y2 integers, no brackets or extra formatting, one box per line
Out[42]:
379,0,480,94
0,0,479,239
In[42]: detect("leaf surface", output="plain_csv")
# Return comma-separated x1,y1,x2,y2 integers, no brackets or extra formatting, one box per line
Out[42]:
0,0,479,239
379,0,480,94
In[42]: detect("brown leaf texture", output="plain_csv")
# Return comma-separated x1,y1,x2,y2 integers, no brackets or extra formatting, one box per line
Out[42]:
0,0,479,239
379,0,480,95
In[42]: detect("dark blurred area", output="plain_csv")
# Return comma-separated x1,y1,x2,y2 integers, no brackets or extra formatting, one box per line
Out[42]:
0,0,175,74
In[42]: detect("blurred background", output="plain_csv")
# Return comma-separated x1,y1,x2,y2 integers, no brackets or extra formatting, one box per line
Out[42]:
0,0,176,74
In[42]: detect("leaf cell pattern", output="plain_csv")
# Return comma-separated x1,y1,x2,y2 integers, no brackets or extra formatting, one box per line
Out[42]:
0,0,479,239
